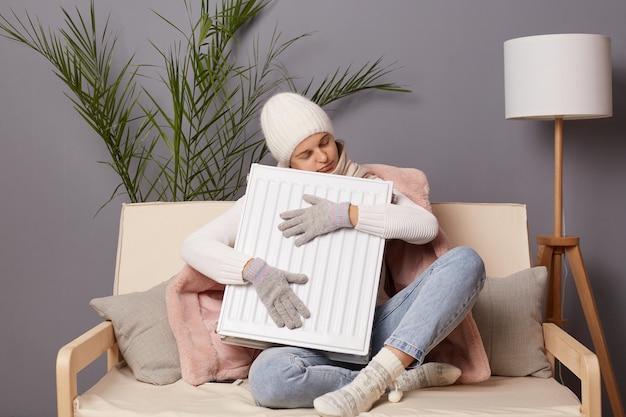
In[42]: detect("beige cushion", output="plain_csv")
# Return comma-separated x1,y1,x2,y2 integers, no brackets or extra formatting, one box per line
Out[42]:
472,266,552,377
89,279,181,385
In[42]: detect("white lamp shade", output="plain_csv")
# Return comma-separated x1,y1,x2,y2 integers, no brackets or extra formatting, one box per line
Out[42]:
504,33,612,120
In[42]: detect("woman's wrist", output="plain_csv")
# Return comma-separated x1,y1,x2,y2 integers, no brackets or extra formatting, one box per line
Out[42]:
349,204,358,227
243,258,254,278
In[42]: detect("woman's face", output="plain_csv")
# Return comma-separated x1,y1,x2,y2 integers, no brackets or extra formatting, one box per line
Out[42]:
289,132,339,173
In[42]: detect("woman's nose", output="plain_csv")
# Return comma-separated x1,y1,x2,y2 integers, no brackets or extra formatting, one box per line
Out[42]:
315,148,328,161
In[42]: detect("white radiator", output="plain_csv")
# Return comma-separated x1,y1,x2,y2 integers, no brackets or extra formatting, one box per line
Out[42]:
217,164,393,363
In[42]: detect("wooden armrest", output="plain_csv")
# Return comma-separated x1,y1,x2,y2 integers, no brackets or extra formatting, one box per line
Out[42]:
56,321,121,417
543,323,601,417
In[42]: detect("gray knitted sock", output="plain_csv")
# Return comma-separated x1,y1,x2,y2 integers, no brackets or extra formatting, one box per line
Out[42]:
395,362,461,391
313,348,404,417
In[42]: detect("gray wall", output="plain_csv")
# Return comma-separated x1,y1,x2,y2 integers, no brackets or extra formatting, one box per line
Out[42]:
1,1,624,416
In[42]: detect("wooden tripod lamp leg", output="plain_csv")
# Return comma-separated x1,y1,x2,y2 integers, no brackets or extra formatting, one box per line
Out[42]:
537,241,567,327
566,245,625,417
538,235,624,417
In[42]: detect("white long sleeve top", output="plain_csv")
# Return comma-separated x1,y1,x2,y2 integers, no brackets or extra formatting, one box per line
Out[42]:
180,190,439,285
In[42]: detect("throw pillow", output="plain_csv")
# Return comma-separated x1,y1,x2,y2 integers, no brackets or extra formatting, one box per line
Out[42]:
472,266,552,378
89,278,181,385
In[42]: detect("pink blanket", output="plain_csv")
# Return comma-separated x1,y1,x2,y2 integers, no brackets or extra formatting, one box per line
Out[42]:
166,264,259,385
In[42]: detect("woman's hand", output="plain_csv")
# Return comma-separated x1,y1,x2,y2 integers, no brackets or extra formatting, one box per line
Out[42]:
243,258,310,329
278,194,354,246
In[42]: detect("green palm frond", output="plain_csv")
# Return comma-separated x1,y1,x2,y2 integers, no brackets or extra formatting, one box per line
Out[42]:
0,0,410,209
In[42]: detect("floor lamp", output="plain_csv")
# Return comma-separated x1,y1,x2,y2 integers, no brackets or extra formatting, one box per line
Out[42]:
504,34,623,417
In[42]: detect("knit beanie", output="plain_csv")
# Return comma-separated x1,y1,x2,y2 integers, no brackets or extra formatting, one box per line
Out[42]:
261,92,334,167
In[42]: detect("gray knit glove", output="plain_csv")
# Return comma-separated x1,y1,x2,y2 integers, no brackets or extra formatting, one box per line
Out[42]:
243,258,310,329
278,194,353,247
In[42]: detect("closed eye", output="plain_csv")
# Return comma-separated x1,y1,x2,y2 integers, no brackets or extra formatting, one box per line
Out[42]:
295,150,312,160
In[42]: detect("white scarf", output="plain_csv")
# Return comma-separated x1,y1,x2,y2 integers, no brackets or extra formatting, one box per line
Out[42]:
330,141,377,179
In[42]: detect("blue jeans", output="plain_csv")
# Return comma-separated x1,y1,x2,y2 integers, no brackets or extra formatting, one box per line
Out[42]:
248,246,485,408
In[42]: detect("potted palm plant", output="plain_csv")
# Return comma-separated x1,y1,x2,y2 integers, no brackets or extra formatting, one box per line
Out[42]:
0,0,409,211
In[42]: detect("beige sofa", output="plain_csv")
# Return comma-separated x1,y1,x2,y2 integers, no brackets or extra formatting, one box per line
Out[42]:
56,201,600,417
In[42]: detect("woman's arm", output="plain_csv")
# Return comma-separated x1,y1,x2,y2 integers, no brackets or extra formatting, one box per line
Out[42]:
180,197,252,285
354,190,439,245
278,191,439,247
182,197,311,328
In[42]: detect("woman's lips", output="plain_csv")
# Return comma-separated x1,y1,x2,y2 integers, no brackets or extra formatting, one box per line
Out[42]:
319,162,335,173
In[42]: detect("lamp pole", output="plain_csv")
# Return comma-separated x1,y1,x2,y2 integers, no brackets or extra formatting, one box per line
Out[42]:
554,117,563,238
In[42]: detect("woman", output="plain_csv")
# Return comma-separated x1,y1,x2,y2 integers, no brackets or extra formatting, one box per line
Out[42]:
180,92,486,417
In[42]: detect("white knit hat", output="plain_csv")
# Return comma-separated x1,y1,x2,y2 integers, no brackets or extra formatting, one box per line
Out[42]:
261,92,334,167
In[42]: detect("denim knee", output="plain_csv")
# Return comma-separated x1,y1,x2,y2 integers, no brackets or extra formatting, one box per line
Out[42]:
248,347,312,408
249,349,288,407
249,347,356,408
452,246,486,288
